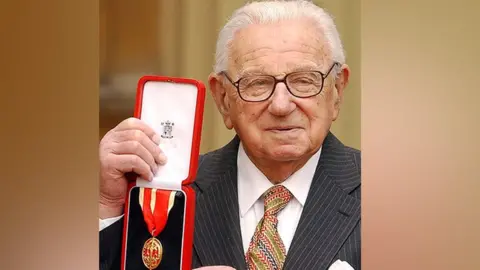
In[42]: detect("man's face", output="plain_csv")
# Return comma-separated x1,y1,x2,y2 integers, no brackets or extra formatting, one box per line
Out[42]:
210,18,349,162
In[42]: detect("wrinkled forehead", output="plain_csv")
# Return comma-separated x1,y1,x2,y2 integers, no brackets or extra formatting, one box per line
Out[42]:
227,18,331,77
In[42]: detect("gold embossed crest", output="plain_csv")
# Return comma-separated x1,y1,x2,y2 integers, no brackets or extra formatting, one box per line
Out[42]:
142,237,163,269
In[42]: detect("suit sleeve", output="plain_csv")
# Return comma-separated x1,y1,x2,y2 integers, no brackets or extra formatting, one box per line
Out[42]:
99,217,124,270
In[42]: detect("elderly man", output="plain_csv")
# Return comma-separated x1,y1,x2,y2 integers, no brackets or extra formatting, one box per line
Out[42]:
99,1,360,269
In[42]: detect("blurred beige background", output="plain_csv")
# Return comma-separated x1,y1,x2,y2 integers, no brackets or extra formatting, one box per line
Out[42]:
99,0,360,153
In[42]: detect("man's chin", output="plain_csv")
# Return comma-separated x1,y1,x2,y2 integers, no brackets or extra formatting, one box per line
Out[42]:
266,144,308,161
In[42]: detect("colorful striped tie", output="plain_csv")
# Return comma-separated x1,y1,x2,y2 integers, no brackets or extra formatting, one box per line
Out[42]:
246,185,293,270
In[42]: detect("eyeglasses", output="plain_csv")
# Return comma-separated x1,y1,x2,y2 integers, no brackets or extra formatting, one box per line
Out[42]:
221,62,339,102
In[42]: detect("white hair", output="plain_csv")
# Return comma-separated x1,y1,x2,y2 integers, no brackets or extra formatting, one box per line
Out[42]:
213,0,346,75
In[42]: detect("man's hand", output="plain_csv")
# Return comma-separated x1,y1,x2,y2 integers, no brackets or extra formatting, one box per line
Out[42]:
99,117,167,219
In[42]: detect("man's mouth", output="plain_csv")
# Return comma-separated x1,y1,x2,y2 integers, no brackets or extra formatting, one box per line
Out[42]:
267,126,301,132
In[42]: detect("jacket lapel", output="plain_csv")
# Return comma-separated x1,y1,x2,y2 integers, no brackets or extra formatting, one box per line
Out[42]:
193,137,247,269
283,132,361,270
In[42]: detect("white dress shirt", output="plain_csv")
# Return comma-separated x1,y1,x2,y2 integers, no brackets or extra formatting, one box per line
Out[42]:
237,142,321,254
100,143,322,255
99,215,122,231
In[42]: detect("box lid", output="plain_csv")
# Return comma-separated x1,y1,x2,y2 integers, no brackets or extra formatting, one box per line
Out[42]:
133,75,205,189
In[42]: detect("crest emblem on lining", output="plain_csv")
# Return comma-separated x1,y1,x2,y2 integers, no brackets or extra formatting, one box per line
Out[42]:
161,120,174,139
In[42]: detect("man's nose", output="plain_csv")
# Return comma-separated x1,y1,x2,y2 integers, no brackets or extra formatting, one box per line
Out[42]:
268,83,296,116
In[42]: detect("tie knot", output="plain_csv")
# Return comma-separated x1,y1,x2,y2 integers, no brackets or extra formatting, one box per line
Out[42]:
263,185,293,216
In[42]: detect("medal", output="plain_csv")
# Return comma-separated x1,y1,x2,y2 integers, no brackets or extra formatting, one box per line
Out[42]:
142,237,162,269
139,188,176,269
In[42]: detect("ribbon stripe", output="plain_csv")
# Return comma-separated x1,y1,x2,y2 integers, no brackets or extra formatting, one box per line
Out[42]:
139,187,176,237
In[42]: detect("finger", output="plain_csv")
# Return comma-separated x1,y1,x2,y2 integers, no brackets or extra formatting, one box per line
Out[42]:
113,129,167,165
112,141,157,174
114,117,160,144
109,154,154,181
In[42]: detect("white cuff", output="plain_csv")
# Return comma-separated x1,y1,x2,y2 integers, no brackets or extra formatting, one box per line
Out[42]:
99,215,124,231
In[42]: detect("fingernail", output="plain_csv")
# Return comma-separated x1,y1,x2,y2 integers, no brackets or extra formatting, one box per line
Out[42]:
149,173,154,181
152,134,161,145
152,164,158,175
158,153,168,165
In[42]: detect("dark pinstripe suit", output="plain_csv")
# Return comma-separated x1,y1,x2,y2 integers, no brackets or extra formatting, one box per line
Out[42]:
100,132,361,270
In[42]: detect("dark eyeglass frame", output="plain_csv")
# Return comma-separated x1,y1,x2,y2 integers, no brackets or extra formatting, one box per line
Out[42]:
220,62,340,102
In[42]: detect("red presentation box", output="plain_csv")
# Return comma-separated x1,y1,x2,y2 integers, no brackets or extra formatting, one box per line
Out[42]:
120,75,206,270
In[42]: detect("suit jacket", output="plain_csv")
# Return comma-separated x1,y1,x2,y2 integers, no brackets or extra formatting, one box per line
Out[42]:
100,132,361,270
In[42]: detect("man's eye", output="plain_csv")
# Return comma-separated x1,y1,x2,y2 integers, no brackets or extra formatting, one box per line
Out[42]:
243,77,272,88
291,77,314,84
249,79,270,86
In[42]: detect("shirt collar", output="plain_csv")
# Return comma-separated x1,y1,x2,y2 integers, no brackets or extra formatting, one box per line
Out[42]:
237,142,322,217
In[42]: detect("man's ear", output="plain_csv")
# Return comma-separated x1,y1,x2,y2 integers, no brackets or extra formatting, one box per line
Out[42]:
208,73,234,129
332,64,350,121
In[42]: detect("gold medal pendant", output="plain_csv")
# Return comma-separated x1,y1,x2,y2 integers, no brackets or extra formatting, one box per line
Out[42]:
139,188,177,269
142,237,163,269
